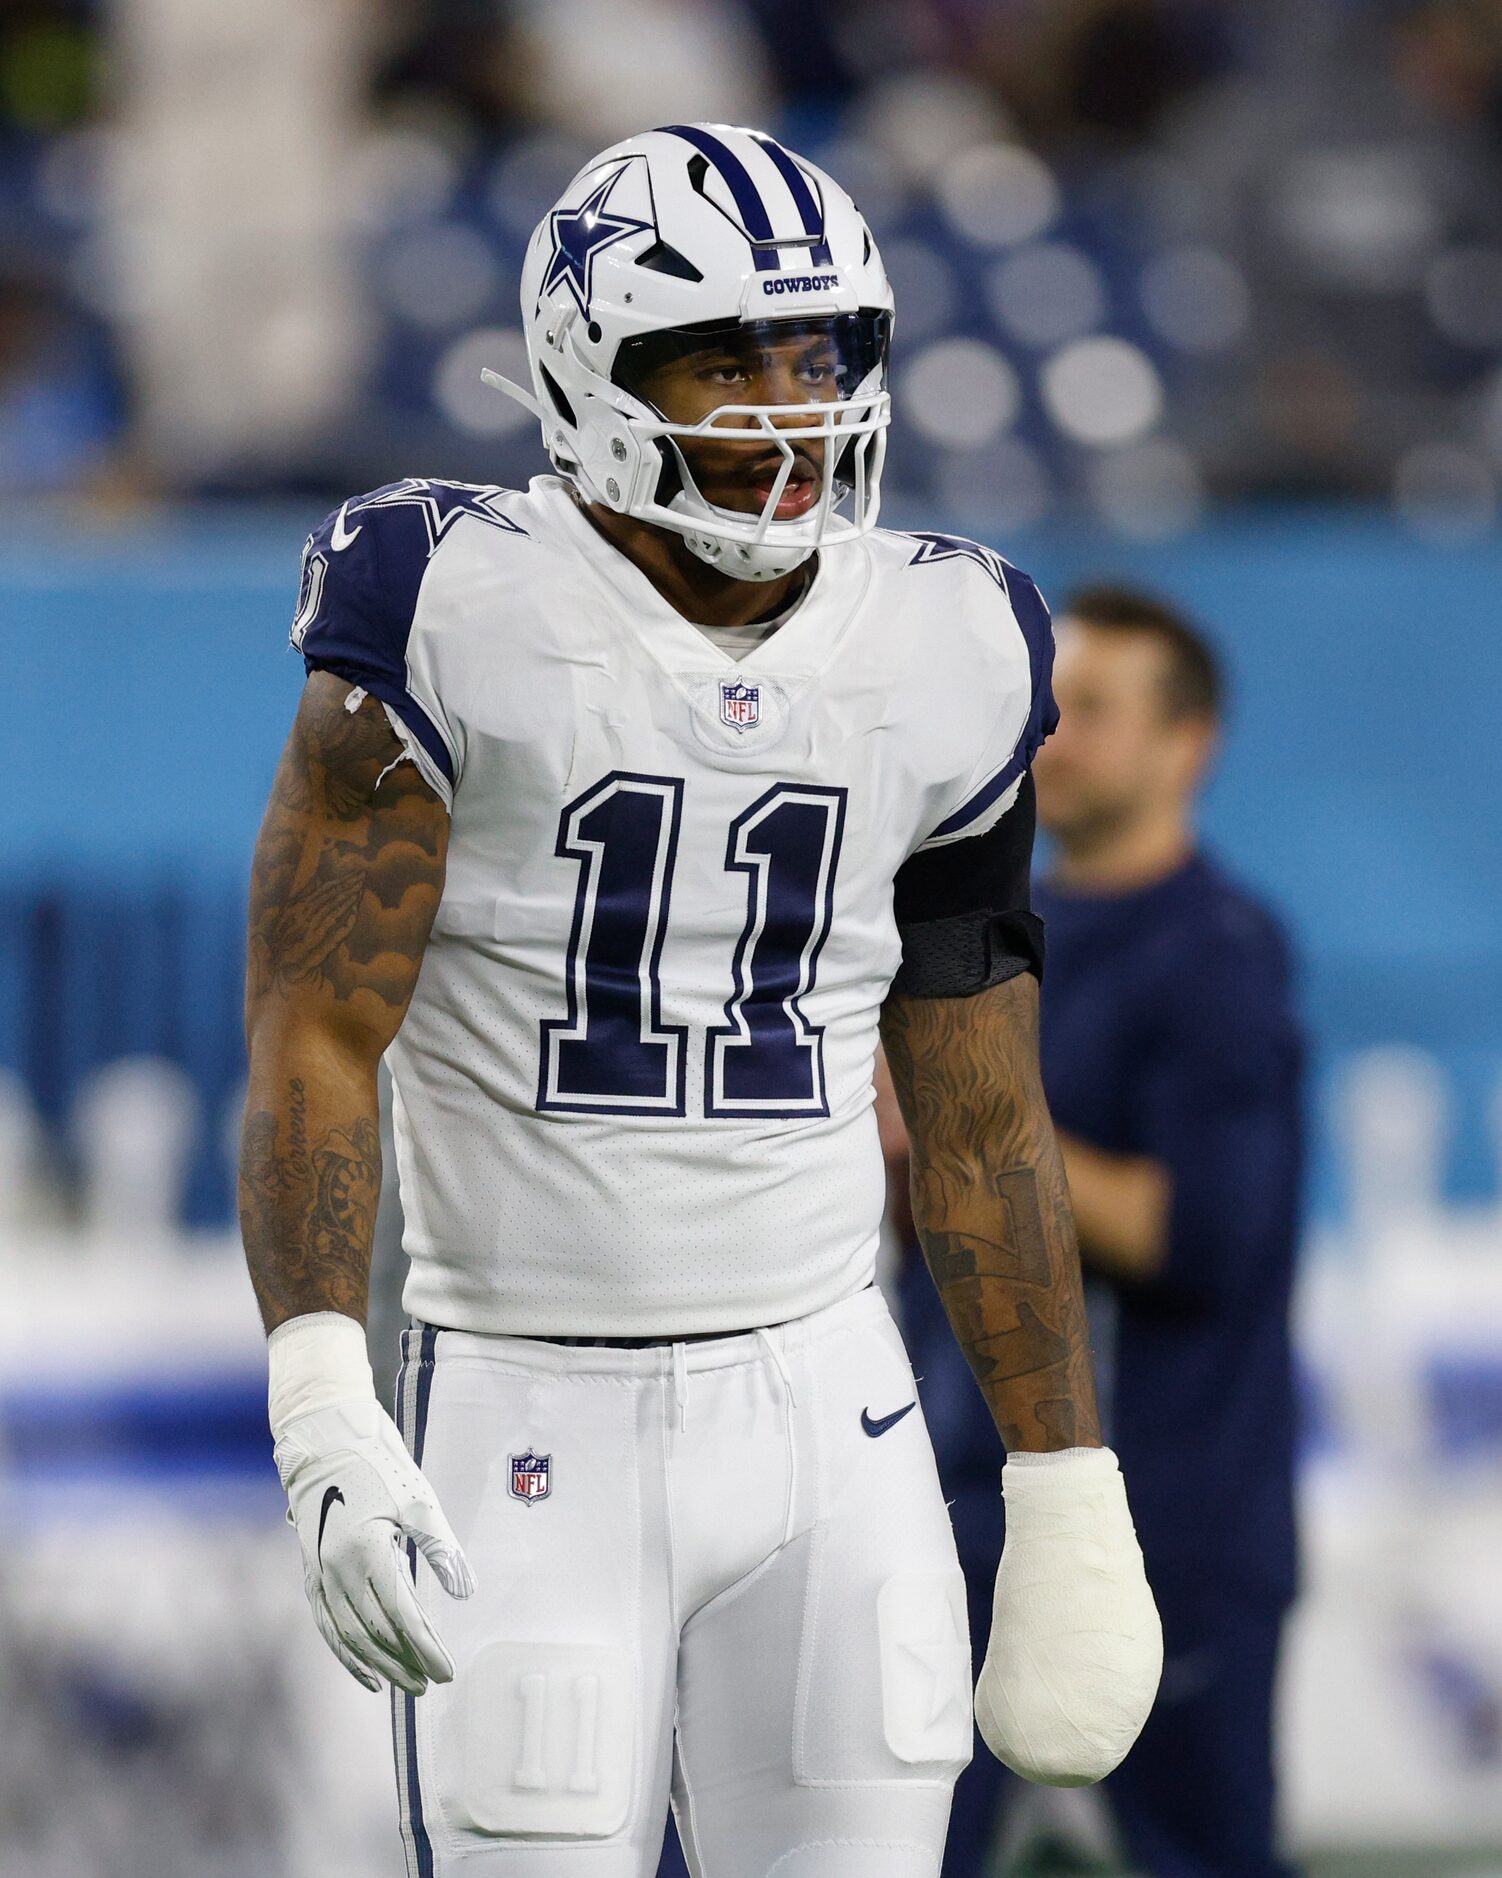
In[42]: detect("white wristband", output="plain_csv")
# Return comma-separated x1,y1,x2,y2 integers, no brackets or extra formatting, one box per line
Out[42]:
267,1311,375,1439
1004,1445,1116,1476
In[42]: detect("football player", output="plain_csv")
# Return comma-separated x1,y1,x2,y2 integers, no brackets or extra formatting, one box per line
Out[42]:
240,124,1162,1877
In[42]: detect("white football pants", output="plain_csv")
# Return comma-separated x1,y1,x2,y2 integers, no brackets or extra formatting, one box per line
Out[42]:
390,1285,972,1876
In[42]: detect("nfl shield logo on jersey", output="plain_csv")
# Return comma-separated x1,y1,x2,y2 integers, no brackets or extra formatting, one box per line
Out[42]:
510,1452,551,1505
719,679,760,731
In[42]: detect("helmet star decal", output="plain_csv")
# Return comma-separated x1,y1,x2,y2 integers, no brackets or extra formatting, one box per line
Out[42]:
542,162,652,317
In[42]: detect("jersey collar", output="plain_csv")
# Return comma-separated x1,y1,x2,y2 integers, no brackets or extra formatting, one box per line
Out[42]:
533,476,871,687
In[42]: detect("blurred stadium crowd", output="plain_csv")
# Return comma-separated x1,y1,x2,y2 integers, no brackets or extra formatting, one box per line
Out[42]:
7,0,1502,537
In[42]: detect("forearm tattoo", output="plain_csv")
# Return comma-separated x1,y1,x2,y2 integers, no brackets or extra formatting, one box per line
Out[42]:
239,674,447,1332
881,975,1101,1452
240,1103,381,1327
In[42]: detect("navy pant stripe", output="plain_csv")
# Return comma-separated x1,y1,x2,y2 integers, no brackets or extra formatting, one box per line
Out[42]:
412,1324,438,1466
395,1326,438,1878
658,123,781,270
390,1336,417,1878
751,134,833,267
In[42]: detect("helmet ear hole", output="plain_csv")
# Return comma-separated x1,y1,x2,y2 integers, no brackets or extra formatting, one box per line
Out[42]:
653,451,684,507
540,366,577,428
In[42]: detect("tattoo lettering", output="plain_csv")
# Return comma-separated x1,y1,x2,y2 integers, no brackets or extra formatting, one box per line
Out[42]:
917,1169,1049,1288
240,1104,378,1328
881,974,1101,1453
287,1077,310,1183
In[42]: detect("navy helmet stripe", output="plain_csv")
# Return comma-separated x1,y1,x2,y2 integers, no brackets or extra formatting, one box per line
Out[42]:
658,123,781,272
751,134,833,267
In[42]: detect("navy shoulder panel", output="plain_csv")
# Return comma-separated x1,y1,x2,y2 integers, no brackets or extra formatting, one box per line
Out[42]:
912,540,1059,842
996,560,1059,773
290,480,525,786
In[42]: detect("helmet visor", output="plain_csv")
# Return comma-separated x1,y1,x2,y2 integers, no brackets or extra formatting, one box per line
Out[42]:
612,312,889,422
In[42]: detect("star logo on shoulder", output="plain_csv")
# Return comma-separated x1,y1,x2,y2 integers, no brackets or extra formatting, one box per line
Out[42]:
351,480,528,558
542,162,651,317
906,531,1011,595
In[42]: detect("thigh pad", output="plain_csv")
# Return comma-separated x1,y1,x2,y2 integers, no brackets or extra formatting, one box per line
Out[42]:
446,1640,635,1839
877,1571,974,1769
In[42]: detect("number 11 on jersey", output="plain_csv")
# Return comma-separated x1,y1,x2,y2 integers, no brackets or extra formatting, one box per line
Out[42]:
537,771,847,1120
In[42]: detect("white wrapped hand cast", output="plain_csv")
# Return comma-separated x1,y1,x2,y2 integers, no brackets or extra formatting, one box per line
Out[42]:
976,1445,1162,1786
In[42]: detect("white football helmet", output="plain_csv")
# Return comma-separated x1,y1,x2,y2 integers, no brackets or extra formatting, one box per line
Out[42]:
486,123,893,581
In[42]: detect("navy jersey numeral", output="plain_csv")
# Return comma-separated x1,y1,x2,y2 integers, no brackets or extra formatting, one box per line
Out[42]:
706,786,846,1118
539,776,847,1118
538,773,688,1115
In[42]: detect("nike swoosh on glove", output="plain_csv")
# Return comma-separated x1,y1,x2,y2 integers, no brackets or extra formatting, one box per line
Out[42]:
274,1397,476,1697
975,1445,1162,1786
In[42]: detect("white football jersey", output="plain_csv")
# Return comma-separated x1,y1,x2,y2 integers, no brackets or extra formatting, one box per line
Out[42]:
292,476,1055,1336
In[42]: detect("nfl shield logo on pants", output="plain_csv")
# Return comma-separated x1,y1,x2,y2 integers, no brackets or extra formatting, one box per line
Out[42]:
719,679,760,731
510,1452,551,1504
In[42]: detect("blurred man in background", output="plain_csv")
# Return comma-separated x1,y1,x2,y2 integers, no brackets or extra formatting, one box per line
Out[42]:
896,584,1304,1878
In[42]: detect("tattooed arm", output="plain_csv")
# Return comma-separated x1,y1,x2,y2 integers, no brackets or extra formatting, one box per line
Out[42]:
240,673,474,1699
879,971,1101,1453
240,671,448,1333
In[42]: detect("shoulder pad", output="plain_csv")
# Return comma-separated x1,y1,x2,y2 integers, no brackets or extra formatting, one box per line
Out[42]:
916,539,1060,846
289,481,524,794
993,560,1058,777
903,529,1057,750
291,477,528,664
902,529,1014,593
292,478,526,650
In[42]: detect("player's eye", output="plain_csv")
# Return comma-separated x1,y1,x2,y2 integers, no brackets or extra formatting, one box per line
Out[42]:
793,346,840,384
699,361,749,387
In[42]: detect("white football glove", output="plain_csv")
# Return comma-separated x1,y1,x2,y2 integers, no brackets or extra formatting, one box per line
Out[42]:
268,1313,476,1698
976,1445,1162,1786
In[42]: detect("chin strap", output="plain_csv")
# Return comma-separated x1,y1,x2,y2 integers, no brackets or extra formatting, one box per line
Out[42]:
668,490,815,584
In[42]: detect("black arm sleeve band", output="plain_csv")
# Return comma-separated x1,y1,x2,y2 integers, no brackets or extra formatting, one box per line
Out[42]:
890,772,1046,998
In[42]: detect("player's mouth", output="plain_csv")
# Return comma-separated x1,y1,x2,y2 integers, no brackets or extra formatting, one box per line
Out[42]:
743,459,820,519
